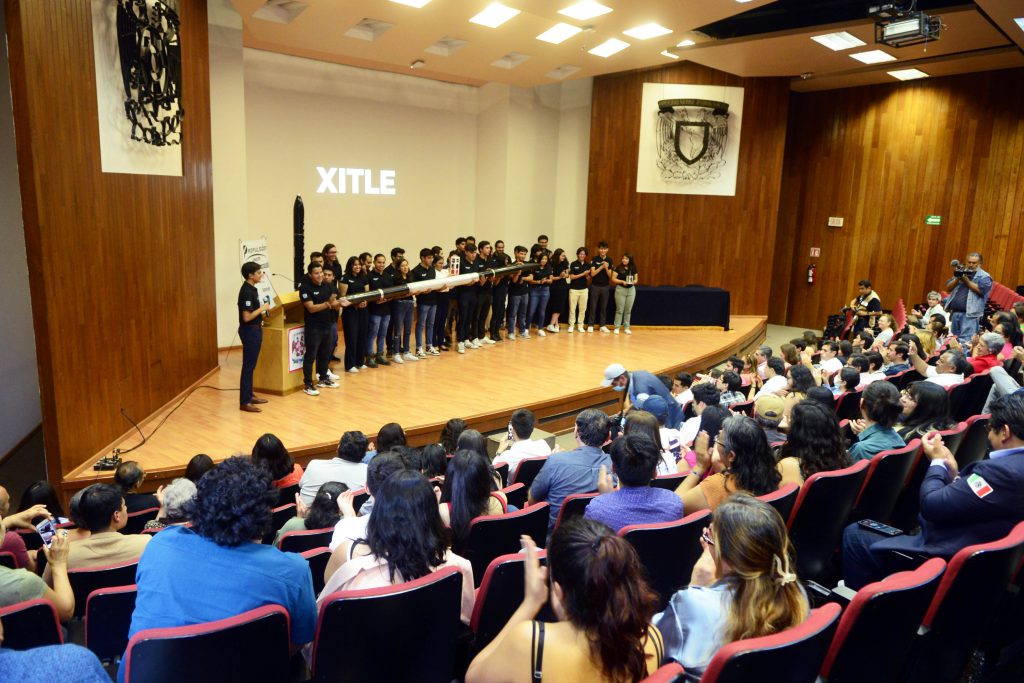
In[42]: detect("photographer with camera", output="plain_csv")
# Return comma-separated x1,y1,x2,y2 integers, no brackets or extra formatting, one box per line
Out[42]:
847,279,881,334
944,252,992,344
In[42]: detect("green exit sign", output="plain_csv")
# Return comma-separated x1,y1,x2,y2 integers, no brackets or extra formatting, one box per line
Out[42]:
925,215,942,226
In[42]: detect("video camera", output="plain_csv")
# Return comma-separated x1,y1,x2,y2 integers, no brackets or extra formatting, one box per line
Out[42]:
950,259,971,279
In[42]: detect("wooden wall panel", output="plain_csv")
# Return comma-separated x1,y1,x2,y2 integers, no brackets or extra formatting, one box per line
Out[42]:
586,62,791,315
5,0,216,483
775,68,1024,329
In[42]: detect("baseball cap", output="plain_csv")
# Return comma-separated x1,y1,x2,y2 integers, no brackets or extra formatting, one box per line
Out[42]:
754,394,785,420
601,363,627,387
636,394,669,423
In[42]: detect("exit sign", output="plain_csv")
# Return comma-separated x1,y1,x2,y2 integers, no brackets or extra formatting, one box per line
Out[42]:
925,215,942,226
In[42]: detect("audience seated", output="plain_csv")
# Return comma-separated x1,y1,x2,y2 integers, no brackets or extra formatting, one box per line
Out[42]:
805,385,835,409
833,366,861,397
0,486,36,571
882,343,911,376
842,393,1024,589
420,443,448,481
43,483,149,584
183,453,214,483
440,418,468,456
717,371,747,407
363,422,407,464
320,469,475,624
953,332,1004,374
120,457,316,682
895,382,958,442
299,430,368,505
0,618,109,682
113,461,160,514
671,372,694,406
623,407,676,475
17,481,68,524
653,494,808,678
585,435,683,533
251,433,303,489
777,401,851,487
679,383,722,448
818,341,844,378
143,477,196,531
457,429,489,459
465,518,663,682
753,395,787,445
755,345,772,380
674,415,782,515
330,451,408,550
679,405,730,473
493,409,552,473
0,515,73,620
529,410,611,535
440,451,506,553
274,481,347,546
907,343,967,388
754,358,787,399
848,382,905,461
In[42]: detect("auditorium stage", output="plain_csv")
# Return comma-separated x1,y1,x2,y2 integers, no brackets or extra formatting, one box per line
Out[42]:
62,316,766,494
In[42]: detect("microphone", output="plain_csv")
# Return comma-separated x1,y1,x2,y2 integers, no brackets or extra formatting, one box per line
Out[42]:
271,272,295,285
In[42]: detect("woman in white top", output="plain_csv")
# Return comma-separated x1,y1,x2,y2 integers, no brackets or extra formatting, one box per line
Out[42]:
909,291,947,329
871,314,896,349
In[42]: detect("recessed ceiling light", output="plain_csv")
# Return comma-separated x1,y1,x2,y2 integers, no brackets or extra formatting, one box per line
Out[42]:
623,22,672,40
558,1,612,21
1014,17,1024,32
344,18,393,42
389,0,431,7
425,37,468,57
491,52,530,69
470,3,520,28
588,38,629,57
660,50,679,59
810,31,866,51
849,49,897,64
537,22,582,44
546,64,582,80
888,68,929,81
676,39,695,47
251,0,307,25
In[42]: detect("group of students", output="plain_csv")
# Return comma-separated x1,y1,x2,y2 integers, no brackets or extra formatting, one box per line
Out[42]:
237,235,642,406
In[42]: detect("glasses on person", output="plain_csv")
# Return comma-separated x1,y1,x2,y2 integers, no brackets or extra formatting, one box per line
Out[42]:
701,527,715,546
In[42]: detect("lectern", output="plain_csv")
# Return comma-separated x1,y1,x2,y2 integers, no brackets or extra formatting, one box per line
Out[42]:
253,291,306,395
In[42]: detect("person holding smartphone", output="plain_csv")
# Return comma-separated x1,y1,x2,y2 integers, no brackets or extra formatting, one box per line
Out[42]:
0,516,74,621
611,252,639,335
493,409,552,474
586,241,614,333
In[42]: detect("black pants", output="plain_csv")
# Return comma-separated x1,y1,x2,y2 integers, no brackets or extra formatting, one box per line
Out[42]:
303,325,331,387
434,291,450,346
457,288,478,343
587,285,612,326
490,285,509,340
238,324,262,405
474,287,492,340
342,307,368,370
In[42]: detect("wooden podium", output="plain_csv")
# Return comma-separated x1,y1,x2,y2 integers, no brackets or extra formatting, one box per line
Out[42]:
253,291,306,395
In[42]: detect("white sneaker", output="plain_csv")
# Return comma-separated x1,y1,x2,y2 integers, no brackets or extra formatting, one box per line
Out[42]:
587,326,594,333
359,364,369,370
428,346,440,356
327,369,340,380
600,326,611,333
522,331,530,339
347,367,359,374
508,333,516,340
483,337,496,345
393,353,404,364
403,352,419,361
304,385,320,396
317,379,339,389
578,324,585,333
538,329,546,337
567,326,574,334
416,348,426,358
473,338,483,347
457,342,466,354
547,324,558,333
625,328,632,335
614,327,620,335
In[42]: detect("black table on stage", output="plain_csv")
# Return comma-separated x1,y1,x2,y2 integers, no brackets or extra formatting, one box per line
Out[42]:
600,285,730,329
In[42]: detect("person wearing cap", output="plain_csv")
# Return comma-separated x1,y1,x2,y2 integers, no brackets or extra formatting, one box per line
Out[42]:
634,395,683,469
602,363,683,429
753,395,787,445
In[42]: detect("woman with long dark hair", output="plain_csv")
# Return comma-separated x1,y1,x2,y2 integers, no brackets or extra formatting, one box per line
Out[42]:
274,481,348,545
895,381,957,442
674,415,781,514
546,248,570,333
777,401,850,486
654,494,808,677
440,451,506,553
321,243,342,280
848,381,905,461
251,433,303,488
390,258,418,364
320,470,475,624
678,405,730,473
338,255,369,373
611,252,638,335
440,418,467,456
420,443,448,481
466,518,664,682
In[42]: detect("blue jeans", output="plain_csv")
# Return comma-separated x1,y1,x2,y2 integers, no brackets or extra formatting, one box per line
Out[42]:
528,286,550,327
841,522,910,590
416,303,436,349
392,300,414,354
507,293,528,334
367,311,391,355
949,311,979,344
238,324,262,404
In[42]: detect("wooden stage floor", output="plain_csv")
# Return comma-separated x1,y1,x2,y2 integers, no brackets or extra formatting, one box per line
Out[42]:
64,316,766,492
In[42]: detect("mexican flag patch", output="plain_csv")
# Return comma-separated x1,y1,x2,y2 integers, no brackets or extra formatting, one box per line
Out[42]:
967,473,993,499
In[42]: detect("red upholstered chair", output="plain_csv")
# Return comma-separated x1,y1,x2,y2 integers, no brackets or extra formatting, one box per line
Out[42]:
553,492,599,530
890,423,965,531
758,484,799,523
700,603,841,683
787,460,870,582
351,488,371,513
834,390,863,421
85,584,138,661
0,598,64,650
500,483,528,510
839,309,854,340
122,604,291,683
16,527,44,551
955,413,990,468
641,662,685,681
820,558,945,683
651,473,686,491
492,461,509,487
301,547,332,596
465,503,550,586
263,503,297,544
277,527,334,553
276,482,300,508
619,510,709,610
906,522,1024,683
68,561,139,619
310,567,463,683
121,507,160,535
952,372,992,423
849,440,921,525
0,550,17,569
470,551,553,653
730,400,755,416
509,456,548,489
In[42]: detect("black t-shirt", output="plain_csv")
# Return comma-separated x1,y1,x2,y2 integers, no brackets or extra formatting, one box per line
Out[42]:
410,264,436,304
529,265,552,287
366,270,394,312
550,261,569,283
237,282,262,326
488,253,512,287
459,256,486,287
614,265,637,288
340,272,368,294
325,260,343,281
299,279,333,328
569,261,590,290
326,281,340,322
509,262,529,296
591,256,613,286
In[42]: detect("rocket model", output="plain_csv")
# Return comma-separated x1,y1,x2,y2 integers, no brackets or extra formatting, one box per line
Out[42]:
341,261,539,306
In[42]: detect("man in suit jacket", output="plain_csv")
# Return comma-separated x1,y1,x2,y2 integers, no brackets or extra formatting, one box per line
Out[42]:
842,393,1024,589
601,363,683,429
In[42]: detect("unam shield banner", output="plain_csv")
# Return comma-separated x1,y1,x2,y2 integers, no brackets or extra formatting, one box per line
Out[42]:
288,326,304,373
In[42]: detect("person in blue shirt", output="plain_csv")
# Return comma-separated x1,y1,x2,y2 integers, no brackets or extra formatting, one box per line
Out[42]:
602,363,684,429
529,409,612,535
118,457,317,682
848,381,905,461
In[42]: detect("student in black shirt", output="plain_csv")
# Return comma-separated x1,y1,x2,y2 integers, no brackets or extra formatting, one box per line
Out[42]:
321,243,343,281
366,253,394,366
611,252,639,335
299,263,342,395
506,246,530,339
586,240,614,333
456,243,485,353
411,248,439,357
390,258,418,364
339,256,369,372
237,261,271,413
383,247,405,357
322,267,342,379
433,254,453,351
567,247,590,334
525,252,553,337
489,240,513,342
546,248,569,333
473,241,496,346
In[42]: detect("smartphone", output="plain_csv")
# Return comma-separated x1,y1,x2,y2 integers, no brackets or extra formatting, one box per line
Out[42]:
35,518,58,548
507,423,514,441
857,519,902,537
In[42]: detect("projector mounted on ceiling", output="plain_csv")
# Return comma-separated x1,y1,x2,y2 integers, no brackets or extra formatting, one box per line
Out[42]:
874,11,940,48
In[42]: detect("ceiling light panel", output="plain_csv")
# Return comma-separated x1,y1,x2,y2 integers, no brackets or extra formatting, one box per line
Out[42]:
558,1,612,21
849,49,897,64
888,68,929,80
1014,18,1024,32
344,18,394,42
810,31,866,51
676,39,695,47
660,50,679,59
623,23,672,40
546,64,582,80
251,0,307,25
588,38,630,58
537,23,582,44
389,0,431,7
492,52,530,69
470,3,520,28
424,37,468,57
